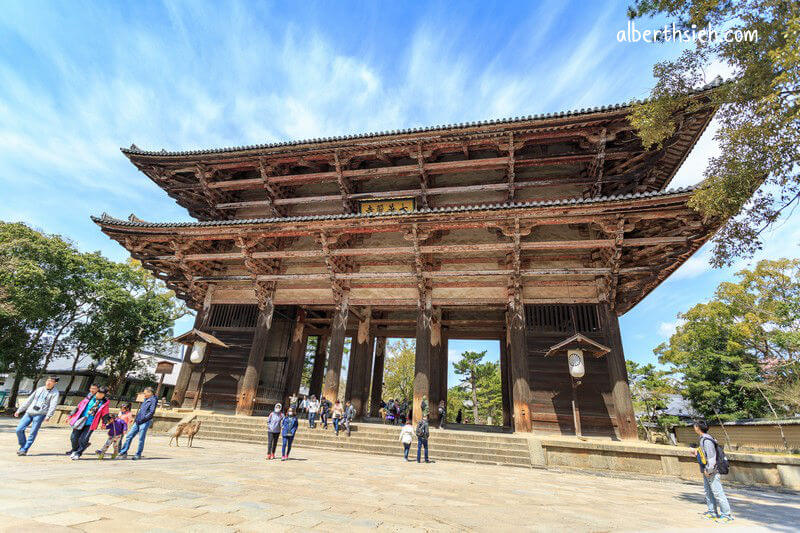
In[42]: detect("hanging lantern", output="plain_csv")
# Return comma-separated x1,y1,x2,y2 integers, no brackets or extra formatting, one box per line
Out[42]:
189,341,207,364
567,348,585,378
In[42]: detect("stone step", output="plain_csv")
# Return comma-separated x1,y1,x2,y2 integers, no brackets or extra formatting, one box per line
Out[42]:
199,427,529,450
195,433,531,467
196,429,531,458
196,419,525,444
201,425,528,453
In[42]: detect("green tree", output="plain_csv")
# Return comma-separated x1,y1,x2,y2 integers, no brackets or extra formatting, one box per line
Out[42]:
0,222,102,408
300,335,319,391
382,338,415,403
452,350,498,424
654,258,800,420
72,260,187,395
628,0,799,265
627,361,678,441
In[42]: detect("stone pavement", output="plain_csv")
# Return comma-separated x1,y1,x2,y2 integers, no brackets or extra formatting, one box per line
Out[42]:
1,420,798,532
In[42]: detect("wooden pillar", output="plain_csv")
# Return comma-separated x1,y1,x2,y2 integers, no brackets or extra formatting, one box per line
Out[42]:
601,303,638,440
345,308,371,415
309,334,328,398
323,294,349,403
369,337,387,417
428,328,447,425
173,286,214,407
282,309,308,408
360,335,375,417
236,300,275,416
507,297,532,432
499,333,513,427
413,299,438,425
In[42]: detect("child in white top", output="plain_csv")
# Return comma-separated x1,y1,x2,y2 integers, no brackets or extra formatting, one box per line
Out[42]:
399,418,415,461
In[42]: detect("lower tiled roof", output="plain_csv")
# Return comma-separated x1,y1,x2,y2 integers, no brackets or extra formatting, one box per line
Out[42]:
93,186,696,229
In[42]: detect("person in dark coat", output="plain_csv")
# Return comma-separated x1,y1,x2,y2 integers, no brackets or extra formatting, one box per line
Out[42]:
281,408,299,460
118,387,157,460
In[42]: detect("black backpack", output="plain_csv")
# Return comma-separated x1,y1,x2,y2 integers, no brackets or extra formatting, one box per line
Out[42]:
703,436,730,475
416,421,429,439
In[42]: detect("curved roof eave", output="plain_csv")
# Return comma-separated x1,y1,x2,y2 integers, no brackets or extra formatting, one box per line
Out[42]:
120,79,724,158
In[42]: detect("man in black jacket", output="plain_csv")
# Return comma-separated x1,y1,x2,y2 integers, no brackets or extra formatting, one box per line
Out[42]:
118,387,157,460
416,416,430,463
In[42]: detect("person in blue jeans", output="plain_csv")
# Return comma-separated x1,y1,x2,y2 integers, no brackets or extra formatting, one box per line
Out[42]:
14,376,61,456
694,420,733,523
281,408,299,460
416,416,430,463
118,387,157,460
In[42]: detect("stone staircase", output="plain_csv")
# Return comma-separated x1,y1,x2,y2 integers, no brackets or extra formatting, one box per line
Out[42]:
192,414,533,468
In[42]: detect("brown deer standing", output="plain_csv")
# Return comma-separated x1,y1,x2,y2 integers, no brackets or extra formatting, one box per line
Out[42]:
169,419,202,447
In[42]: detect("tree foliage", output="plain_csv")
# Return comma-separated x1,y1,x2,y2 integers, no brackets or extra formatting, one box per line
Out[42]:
0,222,186,405
451,350,503,425
382,338,415,402
628,0,800,265
627,360,678,440
656,258,800,419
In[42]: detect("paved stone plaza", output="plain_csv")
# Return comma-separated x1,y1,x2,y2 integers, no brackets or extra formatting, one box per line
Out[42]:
1,420,798,532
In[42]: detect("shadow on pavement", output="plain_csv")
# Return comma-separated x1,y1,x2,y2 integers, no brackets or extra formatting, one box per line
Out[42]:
677,490,800,532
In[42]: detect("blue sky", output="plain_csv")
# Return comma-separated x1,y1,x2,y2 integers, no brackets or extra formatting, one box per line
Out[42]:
2,1,798,382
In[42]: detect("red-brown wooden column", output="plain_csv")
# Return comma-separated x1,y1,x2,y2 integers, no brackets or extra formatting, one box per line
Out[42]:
173,286,215,407
601,303,638,440
369,337,387,417
507,297,532,432
345,308,371,415
323,294,349,403
499,333,512,427
413,301,439,425
237,299,276,415
428,327,447,426
309,334,328,398
282,309,308,408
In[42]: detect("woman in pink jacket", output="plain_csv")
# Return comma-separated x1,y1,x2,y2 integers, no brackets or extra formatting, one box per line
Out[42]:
66,386,110,460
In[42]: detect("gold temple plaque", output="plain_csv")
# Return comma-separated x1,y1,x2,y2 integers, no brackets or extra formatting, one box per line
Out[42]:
358,197,416,215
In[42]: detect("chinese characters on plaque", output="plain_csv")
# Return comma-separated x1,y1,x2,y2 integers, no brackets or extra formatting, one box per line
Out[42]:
357,197,416,215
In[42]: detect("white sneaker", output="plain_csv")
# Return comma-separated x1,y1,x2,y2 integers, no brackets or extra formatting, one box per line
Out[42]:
70,453,80,460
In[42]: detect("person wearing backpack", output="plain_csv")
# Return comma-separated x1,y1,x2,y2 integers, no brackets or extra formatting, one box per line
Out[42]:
693,420,733,523
415,416,430,463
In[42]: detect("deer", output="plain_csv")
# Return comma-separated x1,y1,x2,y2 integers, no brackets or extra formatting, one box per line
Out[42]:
169,418,202,447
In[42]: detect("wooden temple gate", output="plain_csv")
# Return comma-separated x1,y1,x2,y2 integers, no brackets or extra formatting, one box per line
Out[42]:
95,81,724,439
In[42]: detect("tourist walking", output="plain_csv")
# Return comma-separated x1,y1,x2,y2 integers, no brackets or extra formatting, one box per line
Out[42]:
694,420,733,523
421,395,429,419
416,416,430,463
266,403,284,460
399,418,414,461
437,400,446,429
281,408,299,460
14,376,60,456
95,411,128,459
344,400,356,437
300,395,309,418
67,386,110,460
320,397,331,429
385,399,396,425
308,396,319,428
117,402,134,427
118,386,157,460
332,399,344,436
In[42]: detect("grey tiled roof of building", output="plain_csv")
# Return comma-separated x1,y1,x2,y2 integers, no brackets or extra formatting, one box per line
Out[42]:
93,186,697,229
121,79,724,157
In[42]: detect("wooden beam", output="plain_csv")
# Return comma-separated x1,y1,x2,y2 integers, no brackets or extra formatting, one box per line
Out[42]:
334,150,354,214
205,150,637,190
415,144,429,209
507,132,516,202
172,285,214,407
413,294,433,426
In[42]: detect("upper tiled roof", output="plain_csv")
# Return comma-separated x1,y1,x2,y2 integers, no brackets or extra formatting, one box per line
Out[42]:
121,79,724,157
93,186,696,229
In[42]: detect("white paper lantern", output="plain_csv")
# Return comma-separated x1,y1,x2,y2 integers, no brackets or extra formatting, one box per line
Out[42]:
189,341,207,364
567,348,585,378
